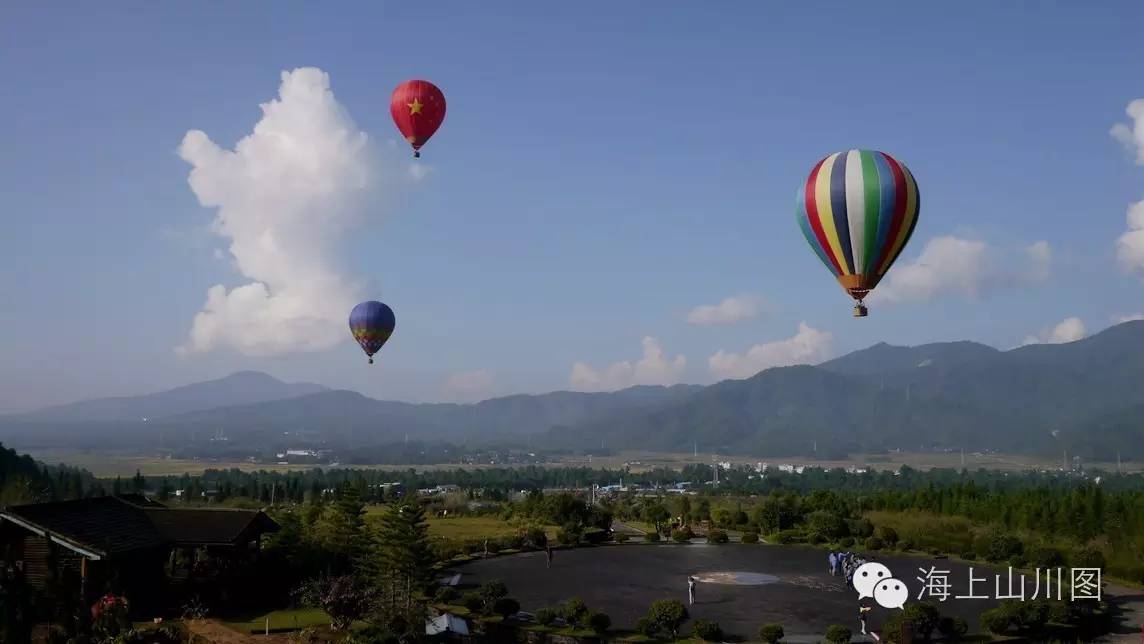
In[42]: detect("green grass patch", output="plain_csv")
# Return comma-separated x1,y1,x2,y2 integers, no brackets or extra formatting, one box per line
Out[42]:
223,607,331,633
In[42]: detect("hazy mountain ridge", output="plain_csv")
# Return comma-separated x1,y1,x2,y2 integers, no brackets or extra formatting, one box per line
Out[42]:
4,322,1144,458
12,371,330,423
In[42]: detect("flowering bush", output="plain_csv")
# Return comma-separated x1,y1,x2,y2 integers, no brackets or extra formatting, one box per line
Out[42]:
91,594,130,640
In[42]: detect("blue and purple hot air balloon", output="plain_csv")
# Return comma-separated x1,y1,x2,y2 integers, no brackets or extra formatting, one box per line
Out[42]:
349,301,396,364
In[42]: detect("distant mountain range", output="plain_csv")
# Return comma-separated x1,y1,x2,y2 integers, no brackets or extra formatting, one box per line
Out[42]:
4,321,1144,460
14,371,329,422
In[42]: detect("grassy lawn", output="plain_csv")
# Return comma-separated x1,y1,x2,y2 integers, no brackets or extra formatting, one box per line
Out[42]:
363,512,558,544
223,607,331,633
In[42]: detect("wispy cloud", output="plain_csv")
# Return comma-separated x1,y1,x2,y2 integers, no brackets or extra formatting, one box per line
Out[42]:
869,236,1051,304
708,322,833,380
570,337,686,392
1021,317,1086,346
685,295,764,326
442,369,495,403
1111,99,1144,164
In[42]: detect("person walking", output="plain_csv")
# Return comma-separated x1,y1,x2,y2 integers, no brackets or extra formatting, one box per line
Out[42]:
829,551,837,575
545,544,553,569
859,604,872,635
688,576,697,605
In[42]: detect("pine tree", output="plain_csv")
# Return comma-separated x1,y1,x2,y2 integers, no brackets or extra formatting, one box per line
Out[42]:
373,501,433,613
322,483,367,572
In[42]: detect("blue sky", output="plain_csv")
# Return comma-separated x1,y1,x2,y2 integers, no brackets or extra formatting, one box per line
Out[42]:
3,2,1144,411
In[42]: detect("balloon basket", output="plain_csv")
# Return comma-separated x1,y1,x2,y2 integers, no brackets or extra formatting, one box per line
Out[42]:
853,304,868,318
413,151,420,159
368,358,374,364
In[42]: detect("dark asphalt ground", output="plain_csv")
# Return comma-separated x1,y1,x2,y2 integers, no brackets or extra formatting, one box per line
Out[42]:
452,543,1089,640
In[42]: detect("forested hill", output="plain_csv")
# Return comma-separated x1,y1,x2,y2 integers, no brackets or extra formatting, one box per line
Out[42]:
5,321,1144,460
0,443,96,505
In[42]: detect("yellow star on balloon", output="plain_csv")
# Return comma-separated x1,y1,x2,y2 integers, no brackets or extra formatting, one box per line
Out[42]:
407,99,423,115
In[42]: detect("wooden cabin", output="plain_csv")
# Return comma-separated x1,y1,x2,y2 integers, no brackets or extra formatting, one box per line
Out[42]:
0,495,278,615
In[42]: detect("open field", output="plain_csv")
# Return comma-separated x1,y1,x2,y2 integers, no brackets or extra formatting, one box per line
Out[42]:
364,512,558,544
23,447,1143,478
223,608,331,634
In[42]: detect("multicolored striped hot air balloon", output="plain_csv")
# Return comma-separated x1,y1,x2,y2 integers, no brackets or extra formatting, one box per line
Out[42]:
796,149,920,317
349,301,396,364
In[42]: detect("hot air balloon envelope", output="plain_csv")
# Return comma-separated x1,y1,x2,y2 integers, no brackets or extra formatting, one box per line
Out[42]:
795,149,920,316
390,80,446,157
349,301,396,363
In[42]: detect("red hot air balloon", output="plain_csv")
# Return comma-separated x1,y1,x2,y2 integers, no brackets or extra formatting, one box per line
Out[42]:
390,80,446,158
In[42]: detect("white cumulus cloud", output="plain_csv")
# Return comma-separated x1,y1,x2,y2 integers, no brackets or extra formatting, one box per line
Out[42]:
442,370,495,403
708,322,833,380
1021,317,1086,346
869,236,1051,304
1116,200,1144,274
685,295,764,326
1111,98,1144,164
570,337,686,392
176,67,387,357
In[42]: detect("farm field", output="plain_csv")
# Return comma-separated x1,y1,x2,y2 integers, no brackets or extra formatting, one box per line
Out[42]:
23,447,1142,478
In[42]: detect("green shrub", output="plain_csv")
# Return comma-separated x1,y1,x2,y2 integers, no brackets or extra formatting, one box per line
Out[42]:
741,531,759,544
563,597,589,628
1014,599,1050,632
897,540,913,551
535,607,557,626
775,529,804,544
587,611,611,634
692,619,724,641
492,597,520,619
635,616,655,638
759,622,785,643
938,616,968,640
808,532,827,544
614,532,630,543
847,517,875,539
556,527,580,547
979,607,1011,635
433,586,459,603
521,526,547,548
980,530,1023,562
1026,545,1065,568
461,592,483,613
808,511,849,539
1008,554,1027,568
865,536,885,550
874,526,899,545
672,528,693,543
645,531,661,542
583,528,609,545
879,602,940,643
838,536,855,547
960,550,976,561
1072,545,1106,568
644,599,688,639
824,624,852,643
707,529,729,544
479,579,508,610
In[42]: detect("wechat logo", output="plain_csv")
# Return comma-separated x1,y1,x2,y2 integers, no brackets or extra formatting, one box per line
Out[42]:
854,562,908,610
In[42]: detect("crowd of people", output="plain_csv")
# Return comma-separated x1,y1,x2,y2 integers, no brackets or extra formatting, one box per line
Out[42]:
827,550,868,588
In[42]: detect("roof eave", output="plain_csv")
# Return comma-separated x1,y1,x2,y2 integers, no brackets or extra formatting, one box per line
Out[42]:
0,512,106,560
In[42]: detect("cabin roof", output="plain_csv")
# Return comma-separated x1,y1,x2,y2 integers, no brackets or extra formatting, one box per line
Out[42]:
0,495,278,559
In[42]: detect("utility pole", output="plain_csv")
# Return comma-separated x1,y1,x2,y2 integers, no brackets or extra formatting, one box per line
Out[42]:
960,448,965,468
694,442,698,458
1117,451,1122,474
